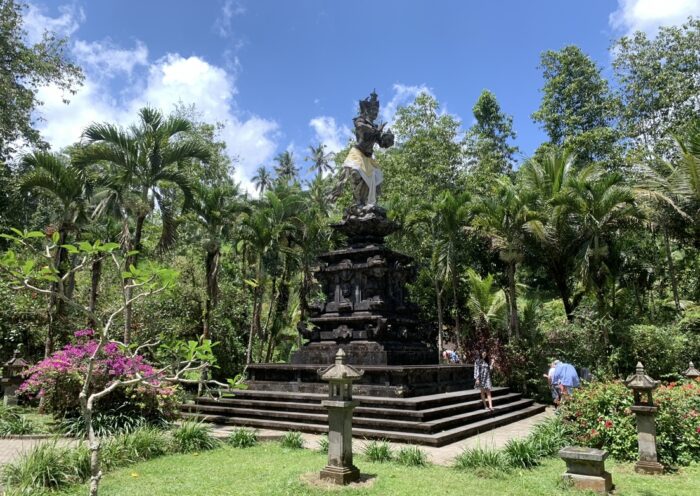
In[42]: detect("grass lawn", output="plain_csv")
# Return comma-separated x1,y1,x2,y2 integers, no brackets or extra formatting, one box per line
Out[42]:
59,442,700,496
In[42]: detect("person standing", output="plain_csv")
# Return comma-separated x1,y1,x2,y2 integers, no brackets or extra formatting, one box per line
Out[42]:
474,350,495,411
543,360,561,407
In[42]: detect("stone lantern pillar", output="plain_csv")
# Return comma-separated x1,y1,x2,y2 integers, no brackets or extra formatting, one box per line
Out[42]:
625,362,663,474
1,349,30,406
682,361,700,380
318,348,364,485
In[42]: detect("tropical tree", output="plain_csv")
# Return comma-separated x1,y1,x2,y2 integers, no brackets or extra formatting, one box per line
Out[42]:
472,178,536,338
20,151,90,354
305,143,335,179
252,166,272,194
78,107,210,343
464,269,506,340
273,151,299,183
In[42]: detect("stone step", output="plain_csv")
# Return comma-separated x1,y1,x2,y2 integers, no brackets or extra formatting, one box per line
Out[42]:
189,391,523,423
181,403,546,447
183,396,531,434
209,386,511,410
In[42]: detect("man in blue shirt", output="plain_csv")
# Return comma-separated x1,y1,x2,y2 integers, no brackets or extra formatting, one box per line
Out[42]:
552,361,580,402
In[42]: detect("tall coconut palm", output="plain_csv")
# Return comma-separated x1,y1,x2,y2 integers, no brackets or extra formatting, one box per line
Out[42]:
20,151,90,355
273,151,298,183
305,143,335,179
464,269,507,341
472,178,538,338
252,166,273,195
78,106,210,343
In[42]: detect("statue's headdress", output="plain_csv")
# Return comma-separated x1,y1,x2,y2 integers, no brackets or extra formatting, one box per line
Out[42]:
358,90,380,119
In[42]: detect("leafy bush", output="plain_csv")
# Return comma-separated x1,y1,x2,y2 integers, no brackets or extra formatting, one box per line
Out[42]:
171,421,219,453
227,428,258,448
395,446,429,467
363,440,393,462
317,434,328,453
100,427,171,470
58,411,167,438
503,438,540,469
560,379,700,465
18,330,180,428
623,324,686,379
280,431,304,449
528,417,567,457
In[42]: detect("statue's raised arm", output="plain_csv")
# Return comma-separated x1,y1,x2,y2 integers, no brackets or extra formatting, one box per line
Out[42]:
342,91,394,206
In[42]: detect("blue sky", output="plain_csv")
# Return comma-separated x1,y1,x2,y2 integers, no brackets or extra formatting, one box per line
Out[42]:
26,0,700,192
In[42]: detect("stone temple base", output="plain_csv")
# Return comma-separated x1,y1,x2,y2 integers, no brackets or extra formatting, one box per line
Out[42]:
635,460,664,475
320,465,360,485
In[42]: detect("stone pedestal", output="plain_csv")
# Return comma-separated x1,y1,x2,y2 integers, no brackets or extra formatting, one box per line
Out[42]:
1,379,19,406
559,446,613,494
320,399,360,484
631,406,664,475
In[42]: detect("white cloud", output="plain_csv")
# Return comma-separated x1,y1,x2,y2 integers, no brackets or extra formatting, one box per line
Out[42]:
610,0,700,34
308,116,351,153
380,83,434,124
24,3,84,44
214,0,246,38
73,40,148,77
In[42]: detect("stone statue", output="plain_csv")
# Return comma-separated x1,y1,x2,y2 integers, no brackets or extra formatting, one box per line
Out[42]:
342,91,394,205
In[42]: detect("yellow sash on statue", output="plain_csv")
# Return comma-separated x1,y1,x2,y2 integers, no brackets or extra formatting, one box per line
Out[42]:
343,146,383,204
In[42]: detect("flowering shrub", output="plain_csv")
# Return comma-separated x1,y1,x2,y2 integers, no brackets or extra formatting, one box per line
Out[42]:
560,379,700,465
18,330,179,428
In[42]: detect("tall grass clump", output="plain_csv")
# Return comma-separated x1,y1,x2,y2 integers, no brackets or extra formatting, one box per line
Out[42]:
455,446,510,472
2,441,88,493
396,446,429,466
171,421,219,453
503,438,540,468
363,440,393,462
227,428,258,448
0,406,37,436
528,417,568,457
280,431,304,449
318,434,329,453
101,427,170,470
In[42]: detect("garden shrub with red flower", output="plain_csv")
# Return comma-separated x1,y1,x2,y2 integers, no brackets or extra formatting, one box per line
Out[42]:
18,330,180,432
560,379,700,466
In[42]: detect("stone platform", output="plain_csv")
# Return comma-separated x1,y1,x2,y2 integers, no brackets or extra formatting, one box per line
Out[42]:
181,385,545,447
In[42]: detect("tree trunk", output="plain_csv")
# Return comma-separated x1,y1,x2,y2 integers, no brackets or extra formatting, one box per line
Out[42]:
88,256,103,328
123,214,147,344
663,227,681,312
507,262,519,339
245,259,263,366
44,228,68,357
552,267,574,321
451,268,461,351
435,279,444,361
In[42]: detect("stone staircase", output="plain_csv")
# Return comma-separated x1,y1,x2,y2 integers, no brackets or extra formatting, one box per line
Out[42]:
181,386,545,447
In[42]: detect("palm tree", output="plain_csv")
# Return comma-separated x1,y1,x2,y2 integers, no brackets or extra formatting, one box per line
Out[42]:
273,151,298,183
472,178,537,338
520,147,583,320
252,166,272,195
464,269,506,341
79,107,210,343
20,151,90,355
191,182,245,342
431,190,472,348
305,144,335,179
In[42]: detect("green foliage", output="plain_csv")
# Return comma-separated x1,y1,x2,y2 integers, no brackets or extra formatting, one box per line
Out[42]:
58,411,166,439
395,446,429,467
623,324,687,379
561,379,700,465
100,427,170,471
226,428,258,448
171,421,219,453
503,438,540,469
0,0,83,157
454,445,508,475
363,440,394,462
2,441,88,492
317,434,328,453
279,430,304,450
0,406,36,436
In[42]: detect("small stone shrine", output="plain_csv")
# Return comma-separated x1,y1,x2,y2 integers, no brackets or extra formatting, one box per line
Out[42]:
318,349,363,485
559,446,613,494
683,361,700,379
625,361,663,475
1,350,30,406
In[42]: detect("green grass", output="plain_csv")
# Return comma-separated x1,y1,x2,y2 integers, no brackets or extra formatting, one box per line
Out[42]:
56,442,700,496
